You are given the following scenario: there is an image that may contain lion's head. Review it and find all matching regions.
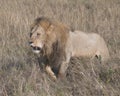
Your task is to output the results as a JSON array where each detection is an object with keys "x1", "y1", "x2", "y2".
[{"x1": 29, "y1": 17, "x2": 69, "y2": 56}]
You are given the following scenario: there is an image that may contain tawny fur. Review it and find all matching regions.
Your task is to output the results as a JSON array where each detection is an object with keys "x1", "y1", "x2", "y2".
[
  {"x1": 29, "y1": 17, "x2": 109, "y2": 80},
  {"x1": 69, "y1": 30, "x2": 110, "y2": 61}
]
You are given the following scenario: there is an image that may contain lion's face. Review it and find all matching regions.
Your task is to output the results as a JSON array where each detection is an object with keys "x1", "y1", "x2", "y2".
[{"x1": 29, "y1": 25, "x2": 47, "y2": 54}]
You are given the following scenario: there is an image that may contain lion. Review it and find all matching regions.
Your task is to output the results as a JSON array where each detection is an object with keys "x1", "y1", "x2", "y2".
[{"x1": 29, "y1": 17, "x2": 109, "y2": 80}]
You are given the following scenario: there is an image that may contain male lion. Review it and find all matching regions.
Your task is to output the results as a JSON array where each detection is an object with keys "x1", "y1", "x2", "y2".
[{"x1": 29, "y1": 17, "x2": 109, "y2": 80}]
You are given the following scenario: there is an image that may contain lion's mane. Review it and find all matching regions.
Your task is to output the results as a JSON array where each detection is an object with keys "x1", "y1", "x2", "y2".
[{"x1": 32, "y1": 17, "x2": 70, "y2": 73}]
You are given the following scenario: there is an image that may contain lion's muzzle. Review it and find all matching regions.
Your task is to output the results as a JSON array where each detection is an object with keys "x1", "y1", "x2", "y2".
[
  {"x1": 31, "y1": 46, "x2": 42, "y2": 54},
  {"x1": 29, "y1": 42, "x2": 42, "y2": 54}
]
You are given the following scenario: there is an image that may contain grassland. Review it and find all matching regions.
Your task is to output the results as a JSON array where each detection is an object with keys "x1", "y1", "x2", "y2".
[{"x1": 0, "y1": 0, "x2": 120, "y2": 96}]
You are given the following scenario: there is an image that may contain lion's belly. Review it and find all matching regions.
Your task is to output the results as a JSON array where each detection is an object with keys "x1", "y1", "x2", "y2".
[{"x1": 72, "y1": 47, "x2": 96, "y2": 57}]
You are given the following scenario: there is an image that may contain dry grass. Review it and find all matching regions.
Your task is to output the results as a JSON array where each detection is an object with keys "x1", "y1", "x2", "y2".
[{"x1": 0, "y1": 0, "x2": 120, "y2": 96}]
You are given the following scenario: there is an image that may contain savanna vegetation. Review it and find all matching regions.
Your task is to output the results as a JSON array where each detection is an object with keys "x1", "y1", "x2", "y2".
[{"x1": 0, "y1": 0, "x2": 120, "y2": 96}]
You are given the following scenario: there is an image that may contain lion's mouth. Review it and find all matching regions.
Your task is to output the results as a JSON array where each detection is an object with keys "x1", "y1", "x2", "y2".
[
  {"x1": 32, "y1": 46, "x2": 41, "y2": 50},
  {"x1": 33, "y1": 50, "x2": 40, "y2": 54},
  {"x1": 31, "y1": 46, "x2": 42, "y2": 54}
]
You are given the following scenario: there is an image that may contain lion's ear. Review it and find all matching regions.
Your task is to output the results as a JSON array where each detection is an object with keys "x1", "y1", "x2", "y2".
[{"x1": 46, "y1": 25, "x2": 54, "y2": 34}]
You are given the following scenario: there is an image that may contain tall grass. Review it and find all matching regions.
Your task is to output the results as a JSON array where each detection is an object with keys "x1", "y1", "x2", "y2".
[{"x1": 0, "y1": 0, "x2": 120, "y2": 96}]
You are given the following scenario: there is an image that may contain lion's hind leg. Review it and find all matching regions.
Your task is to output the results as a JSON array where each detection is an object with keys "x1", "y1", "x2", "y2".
[
  {"x1": 95, "y1": 54, "x2": 102, "y2": 64},
  {"x1": 45, "y1": 66, "x2": 57, "y2": 81},
  {"x1": 95, "y1": 51, "x2": 102, "y2": 64}
]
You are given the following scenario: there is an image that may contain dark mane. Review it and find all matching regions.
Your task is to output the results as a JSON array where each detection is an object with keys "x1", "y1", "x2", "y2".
[
  {"x1": 31, "y1": 17, "x2": 70, "y2": 78},
  {"x1": 38, "y1": 17, "x2": 69, "y2": 72}
]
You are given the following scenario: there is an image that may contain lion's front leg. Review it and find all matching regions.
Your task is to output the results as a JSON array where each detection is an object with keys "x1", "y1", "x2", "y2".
[
  {"x1": 58, "y1": 61, "x2": 69, "y2": 79},
  {"x1": 58, "y1": 52, "x2": 71, "y2": 79},
  {"x1": 45, "y1": 65, "x2": 57, "y2": 81}
]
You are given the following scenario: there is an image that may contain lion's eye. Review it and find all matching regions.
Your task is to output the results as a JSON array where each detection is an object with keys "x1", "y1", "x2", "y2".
[{"x1": 37, "y1": 33, "x2": 41, "y2": 36}]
